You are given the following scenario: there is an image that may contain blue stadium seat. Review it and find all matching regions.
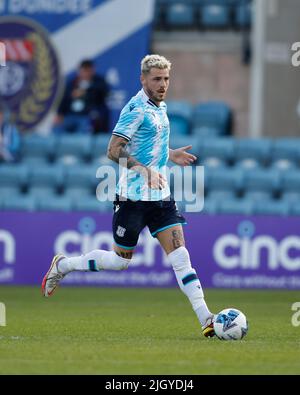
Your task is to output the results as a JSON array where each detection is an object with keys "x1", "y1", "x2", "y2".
[
  {"x1": 73, "y1": 197, "x2": 111, "y2": 212},
  {"x1": 27, "y1": 186, "x2": 57, "y2": 198},
  {"x1": 271, "y1": 159, "x2": 297, "y2": 176},
  {"x1": 29, "y1": 165, "x2": 65, "y2": 188},
  {"x1": 0, "y1": 164, "x2": 29, "y2": 188},
  {"x1": 91, "y1": 135, "x2": 111, "y2": 159},
  {"x1": 169, "y1": 117, "x2": 190, "y2": 135},
  {"x1": 165, "y1": 3, "x2": 195, "y2": 28},
  {"x1": 153, "y1": 0, "x2": 165, "y2": 28},
  {"x1": 205, "y1": 167, "x2": 244, "y2": 192},
  {"x1": 234, "y1": 2, "x2": 252, "y2": 29},
  {"x1": 3, "y1": 194, "x2": 37, "y2": 211},
  {"x1": 235, "y1": 138, "x2": 272, "y2": 165},
  {"x1": 169, "y1": 134, "x2": 201, "y2": 154},
  {"x1": 281, "y1": 191, "x2": 300, "y2": 203},
  {"x1": 219, "y1": 198, "x2": 254, "y2": 215},
  {"x1": 21, "y1": 155, "x2": 49, "y2": 166},
  {"x1": 167, "y1": 101, "x2": 193, "y2": 135},
  {"x1": 207, "y1": 189, "x2": 236, "y2": 201},
  {"x1": 55, "y1": 135, "x2": 92, "y2": 162},
  {"x1": 0, "y1": 185, "x2": 21, "y2": 199},
  {"x1": 21, "y1": 134, "x2": 56, "y2": 162},
  {"x1": 290, "y1": 203, "x2": 300, "y2": 216},
  {"x1": 253, "y1": 200, "x2": 290, "y2": 216},
  {"x1": 193, "y1": 102, "x2": 232, "y2": 135},
  {"x1": 65, "y1": 164, "x2": 99, "y2": 188},
  {"x1": 192, "y1": 126, "x2": 222, "y2": 139},
  {"x1": 200, "y1": 4, "x2": 231, "y2": 28},
  {"x1": 63, "y1": 186, "x2": 93, "y2": 197},
  {"x1": 199, "y1": 138, "x2": 236, "y2": 162},
  {"x1": 272, "y1": 138, "x2": 300, "y2": 164},
  {"x1": 201, "y1": 198, "x2": 219, "y2": 214},
  {"x1": 202, "y1": 157, "x2": 227, "y2": 169},
  {"x1": 243, "y1": 190, "x2": 272, "y2": 202},
  {"x1": 37, "y1": 196, "x2": 73, "y2": 212},
  {"x1": 234, "y1": 159, "x2": 260, "y2": 170},
  {"x1": 243, "y1": 168, "x2": 281, "y2": 193},
  {"x1": 282, "y1": 170, "x2": 300, "y2": 192},
  {"x1": 167, "y1": 101, "x2": 193, "y2": 119}
]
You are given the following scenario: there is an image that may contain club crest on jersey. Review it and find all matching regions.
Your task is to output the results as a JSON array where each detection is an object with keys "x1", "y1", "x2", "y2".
[
  {"x1": 0, "y1": 16, "x2": 62, "y2": 131},
  {"x1": 116, "y1": 226, "x2": 126, "y2": 237}
]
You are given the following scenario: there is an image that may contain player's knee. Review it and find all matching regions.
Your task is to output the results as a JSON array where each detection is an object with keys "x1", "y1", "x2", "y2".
[{"x1": 167, "y1": 246, "x2": 191, "y2": 272}]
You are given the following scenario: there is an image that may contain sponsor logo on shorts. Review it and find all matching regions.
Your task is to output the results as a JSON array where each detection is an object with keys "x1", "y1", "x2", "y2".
[{"x1": 116, "y1": 226, "x2": 126, "y2": 238}]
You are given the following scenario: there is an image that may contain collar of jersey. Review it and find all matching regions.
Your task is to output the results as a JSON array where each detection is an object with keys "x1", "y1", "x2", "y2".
[{"x1": 140, "y1": 89, "x2": 162, "y2": 109}]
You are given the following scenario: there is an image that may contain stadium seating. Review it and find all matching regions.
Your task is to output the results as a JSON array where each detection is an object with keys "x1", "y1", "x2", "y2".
[
  {"x1": 199, "y1": 137, "x2": 236, "y2": 162},
  {"x1": 166, "y1": 101, "x2": 193, "y2": 135},
  {"x1": 290, "y1": 203, "x2": 300, "y2": 216},
  {"x1": 234, "y1": 2, "x2": 252, "y2": 29},
  {"x1": 165, "y1": 3, "x2": 195, "y2": 29},
  {"x1": 65, "y1": 164, "x2": 99, "y2": 189},
  {"x1": 73, "y1": 197, "x2": 112, "y2": 212},
  {"x1": 28, "y1": 186, "x2": 57, "y2": 199},
  {"x1": 37, "y1": 196, "x2": 73, "y2": 212},
  {"x1": 207, "y1": 189, "x2": 236, "y2": 201},
  {"x1": 192, "y1": 102, "x2": 232, "y2": 135},
  {"x1": 29, "y1": 164, "x2": 65, "y2": 189},
  {"x1": 253, "y1": 200, "x2": 290, "y2": 216},
  {"x1": 54, "y1": 134, "x2": 92, "y2": 163},
  {"x1": 281, "y1": 191, "x2": 300, "y2": 203},
  {"x1": 1, "y1": 103, "x2": 300, "y2": 217},
  {"x1": 205, "y1": 167, "x2": 244, "y2": 193},
  {"x1": 271, "y1": 138, "x2": 300, "y2": 164},
  {"x1": 243, "y1": 168, "x2": 281, "y2": 194},
  {"x1": 200, "y1": 4, "x2": 231, "y2": 29},
  {"x1": 218, "y1": 198, "x2": 254, "y2": 215},
  {"x1": 281, "y1": 170, "x2": 300, "y2": 193},
  {"x1": 154, "y1": 0, "x2": 253, "y2": 31},
  {"x1": 21, "y1": 134, "x2": 56, "y2": 163},
  {"x1": 192, "y1": 126, "x2": 222, "y2": 139},
  {"x1": 243, "y1": 190, "x2": 272, "y2": 202},
  {"x1": 91, "y1": 135, "x2": 111, "y2": 160},
  {"x1": 3, "y1": 195, "x2": 37, "y2": 211},
  {"x1": 201, "y1": 198, "x2": 219, "y2": 214},
  {"x1": 0, "y1": 164, "x2": 29, "y2": 188},
  {"x1": 234, "y1": 138, "x2": 272, "y2": 166}
]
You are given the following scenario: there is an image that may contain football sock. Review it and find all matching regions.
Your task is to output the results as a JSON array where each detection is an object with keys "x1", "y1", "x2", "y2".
[
  {"x1": 168, "y1": 246, "x2": 212, "y2": 327},
  {"x1": 58, "y1": 250, "x2": 131, "y2": 273}
]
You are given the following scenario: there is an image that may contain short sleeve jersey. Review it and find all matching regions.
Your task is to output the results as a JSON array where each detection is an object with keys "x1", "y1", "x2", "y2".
[{"x1": 112, "y1": 89, "x2": 170, "y2": 201}]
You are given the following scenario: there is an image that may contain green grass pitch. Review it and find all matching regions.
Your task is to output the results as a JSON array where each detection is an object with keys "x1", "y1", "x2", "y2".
[{"x1": 0, "y1": 286, "x2": 299, "y2": 375}]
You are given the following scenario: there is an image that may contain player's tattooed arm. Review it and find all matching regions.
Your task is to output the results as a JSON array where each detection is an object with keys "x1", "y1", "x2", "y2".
[
  {"x1": 107, "y1": 135, "x2": 166, "y2": 190},
  {"x1": 107, "y1": 135, "x2": 144, "y2": 170}
]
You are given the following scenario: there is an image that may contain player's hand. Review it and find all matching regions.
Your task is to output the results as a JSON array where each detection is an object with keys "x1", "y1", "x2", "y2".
[
  {"x1": 170, "y1": 146, "x2": 197, "y2": 166},
  {"x1": 147, "y1": 168, "x2": 167, "y2": 190},
  {"x1": 133, "y1": 166, "x2": 167, "y2": 190}
]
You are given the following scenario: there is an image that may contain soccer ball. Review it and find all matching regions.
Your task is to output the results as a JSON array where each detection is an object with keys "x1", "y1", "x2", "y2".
[{"x1": 213, "y1": 308, "x2": 248, "y2": 340}]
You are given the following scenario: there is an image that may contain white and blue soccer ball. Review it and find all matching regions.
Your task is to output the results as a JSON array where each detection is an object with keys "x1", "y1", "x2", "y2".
[{"x1": 213, "y1": 308, "x2": 248, "y2": 340}]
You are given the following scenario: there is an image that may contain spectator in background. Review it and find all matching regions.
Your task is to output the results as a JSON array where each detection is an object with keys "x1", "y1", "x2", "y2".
[
  {"x1": 53, "y1": 59, "x2": 110, "y2": 134},
  {"x1": 0, "y1": 103, "x2": 20, "y2": 163}
]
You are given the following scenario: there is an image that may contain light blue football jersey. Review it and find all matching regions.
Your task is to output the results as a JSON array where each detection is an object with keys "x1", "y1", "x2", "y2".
[{"x1": 112, "y1": 89, "x2": 171, "y2": 201}]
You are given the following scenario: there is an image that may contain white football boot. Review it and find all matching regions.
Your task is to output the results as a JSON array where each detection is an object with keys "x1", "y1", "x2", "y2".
[{"x1": 41, "y1": 254, "x2": 66, "y2": 297}]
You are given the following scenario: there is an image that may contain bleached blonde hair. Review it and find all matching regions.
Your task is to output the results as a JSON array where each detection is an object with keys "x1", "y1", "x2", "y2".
[{"x1": 141, "y1": 54, "x2": 171, "y2": 74}]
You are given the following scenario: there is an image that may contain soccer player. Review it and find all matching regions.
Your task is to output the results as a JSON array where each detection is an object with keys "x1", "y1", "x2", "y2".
[{"x1": 42, "y1": 54, "x2": 215, "y2": 337}]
